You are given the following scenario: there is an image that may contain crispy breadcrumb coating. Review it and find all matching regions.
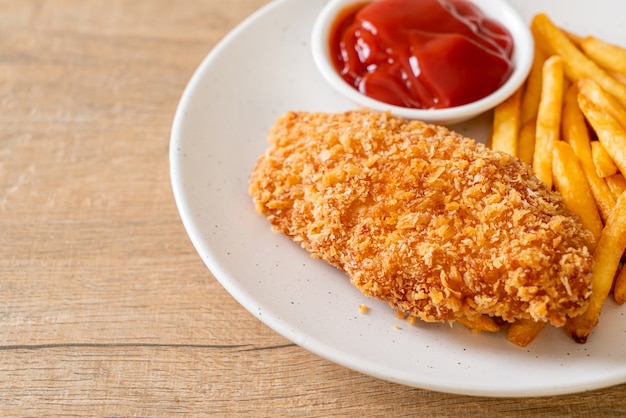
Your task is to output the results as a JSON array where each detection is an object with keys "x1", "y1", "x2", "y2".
[{"x1": 249, "y1": 111, "x2": 593, "y2": 327}]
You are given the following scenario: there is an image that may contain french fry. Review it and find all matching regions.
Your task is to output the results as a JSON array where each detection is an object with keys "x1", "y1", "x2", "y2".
[
  {"x1": 521, "y1": 47, "x2": 546, "y2": 125},
  {"x1": 531, "y1": 14, "x2": 626, "y2": 107},
  {"x1": 578, "y1": 95, "x2": 626, "y2": 175},
  {"x1": 577, "y1": 78, "x2": 626, "y2": 130},
  {"x1": 561, "y1": 85, "x2": 616, "y2": 222},
  {"x1": 591, "y1": 141, "x2": 619, "y2": 178},
  {"x1": 552, "y1": 141, "x2": 603, "y2": 250},
  {"x1": 506, "y1": 319, "x2": 546, "y2": 347},
  {"x1": 611, "y1": 71, "x2": 626, "y2": 86},
  {"x1": 533, "y1": 55, "x2": 564, "y2": 189},
  {"x1": 566, "y1": 192, "x2": 626, "y2": 343},
  {"x1": 614, "y1": 264, "x2": 626, "y2": 305},
  {"x1": 563, "y1": 29, "x2": 583, "y2": 48},
  {"x1": 580, "y1": 36, "x2": 626, "y2": 75},
  {"x1": 517, "y1": 119, "x2": 536, "y2": 166},
  {"x1": 606, "y1": 173, "x2": 626, "y2": 199},
  {"x1": 456, "y1": 313, "x2": 500, "y2": 333},
  {"x1": 491, "y1": 88, "x2": 521, "y2": 157}
]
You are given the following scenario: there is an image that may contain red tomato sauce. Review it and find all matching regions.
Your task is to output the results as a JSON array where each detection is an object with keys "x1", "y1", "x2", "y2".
[{"x1": 329, "y1": 0, "x2": 515, "y2": 109}]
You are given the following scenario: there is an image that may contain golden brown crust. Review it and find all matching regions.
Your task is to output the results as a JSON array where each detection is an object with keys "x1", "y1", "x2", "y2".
[{"x1": 249, "y1": 110, "x2": 593, "y2": 327}]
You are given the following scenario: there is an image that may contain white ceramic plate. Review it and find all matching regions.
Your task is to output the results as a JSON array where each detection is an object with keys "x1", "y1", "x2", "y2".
[{"x1": 170, "y1": 0, "x2": 626, "y2": 397}]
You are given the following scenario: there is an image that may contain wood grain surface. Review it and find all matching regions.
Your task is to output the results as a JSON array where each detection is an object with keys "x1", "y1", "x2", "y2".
[{"x1": 1, "y1": 0, "x2": 625, "y2": 415}]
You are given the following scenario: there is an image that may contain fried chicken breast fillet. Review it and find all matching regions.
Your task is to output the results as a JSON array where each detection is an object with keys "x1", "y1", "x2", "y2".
[{"x1": 249, "y1": 110, "x2": 593, "y2": 327}]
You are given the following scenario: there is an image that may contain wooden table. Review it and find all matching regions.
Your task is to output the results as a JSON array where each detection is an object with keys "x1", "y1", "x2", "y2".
[{"x1": 1, "y1": 0, "x2": 625, "y2": 415}]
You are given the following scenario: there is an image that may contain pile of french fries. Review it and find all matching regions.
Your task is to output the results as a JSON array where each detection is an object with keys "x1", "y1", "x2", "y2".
[{"x1": 490, "y1": 13, "x2": 626, "y2": 347}]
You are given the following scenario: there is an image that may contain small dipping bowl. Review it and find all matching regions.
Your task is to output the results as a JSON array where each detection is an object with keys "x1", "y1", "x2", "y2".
[{"x1": 311, "y1": 0, "x2": 534, "y2": 125}]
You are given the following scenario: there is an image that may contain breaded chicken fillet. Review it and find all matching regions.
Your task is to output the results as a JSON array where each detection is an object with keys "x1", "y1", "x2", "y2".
[{"x1": 249, "y1": 111, "x2": 593, "y2": 327}]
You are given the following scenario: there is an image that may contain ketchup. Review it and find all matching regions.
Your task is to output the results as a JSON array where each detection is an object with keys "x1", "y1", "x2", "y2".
[{"x1": 330, "y1": 0, "x2": 514, "y2": 109}]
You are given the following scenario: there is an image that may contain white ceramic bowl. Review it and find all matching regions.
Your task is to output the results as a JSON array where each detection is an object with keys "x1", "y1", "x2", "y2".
[{"x1": 311, "y1": 0, "x2": 534, "y2": 125}]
